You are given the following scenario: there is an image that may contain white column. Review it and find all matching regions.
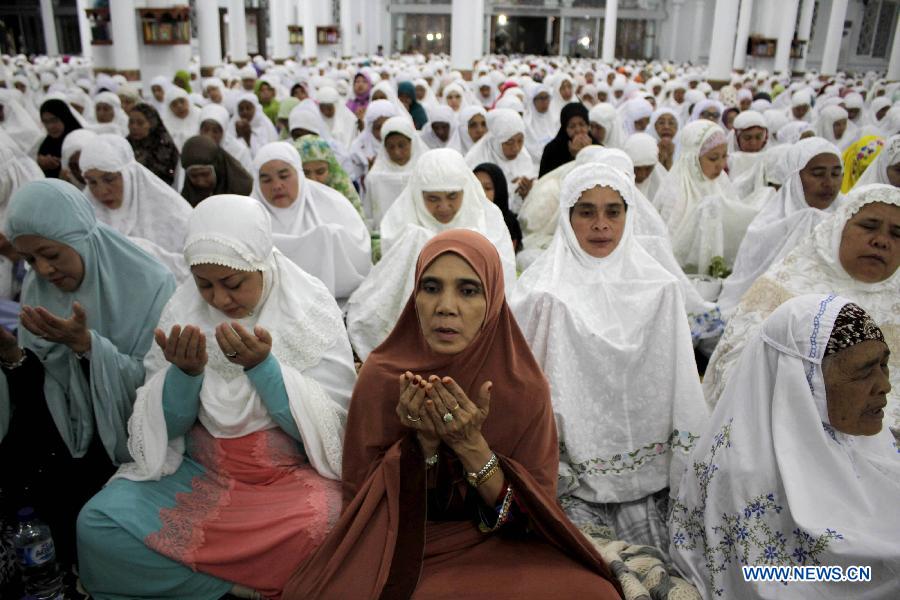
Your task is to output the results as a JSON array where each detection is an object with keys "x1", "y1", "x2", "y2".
[
  {"x1": 110, "y1": 0, "x2": 140, "y2": 74},
  {"x1": 594, "y1": 14, "x2": 602, "y2": 58},
  {"x1": 887, "y1": 14, "x2": 900, "y2": 79},
  {"x1": 228, "y1": 0, "x2": 249, "y2": 63},
  {"x1": 707, "y1": 0, "x2": 739, "y2": 80},
  {"x1": 602, "y1": 0, "x2": 618, "y2": 63},
  {"x1": 773, "y1": 0, "x2": 799, "y2": 74},
  {"x1": 820, "y1": 0, "x2": 848, "y2": 76},
  {"x1": 451, "y1": 0, "x2": 484, "y2": 71},
  {"x1": 732, "y1": 0, "x2": 753, "y2": 70},
  {"x1": 39, "y1": 0, "x2": 59, "y2": 56},
  {"x1": 559, "y1": 16, "x2": 566, "y2": 56},
  {"x1": 690, "y1": 0, "x2": 706, "y2": 63},
  {"x1": 302, "y1": 0, "x2": 317, "y2": 59},
  {"x1": 75, "y1": 0, "x2": 92, "y2": 59},
  {"x1": 669, "y1": 0, "x2": 683, "y2": 60},
  {"x1": 270, "y1": 0, "x2": 290, "y2": 60},
  {"x1": 340, "y1": 0, "x2": 353, "y2": 57},
  {"x1": 795, "y1": 0, "x2": 816, "y2": 71},
  {"x1": 196, "y1": 0, "x2": 222, "y2": 72}
]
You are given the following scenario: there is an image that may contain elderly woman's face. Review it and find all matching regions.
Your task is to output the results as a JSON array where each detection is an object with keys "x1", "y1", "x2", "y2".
[
  {"x1": 258, "y1": 160, "x2": 300, "y2": 208},
  {"x1": 569, "y1": 186, "x2": 627, "y2": 258},
  {"x1": 415, "y1": 253, "x2": 487, "y2": 355},
  {"x1": 824, "y1": 339, "x2": 891, "y2": 436},
  {"x1": 423, "y1": 190, "x2": 462, "y2": 224},
  {"x1": 191, "y1": 263, "x2": 264, "y2": 319},
  {"x1": 467, "y1": 114, "x2": 487, "y2": 143},
  {"x1": 838, "y1": 201, "x2": 900, "y2": 283},
  {"x1": 655, "y1": 113, "x2": 678, "y2": 139},
  {"x1": 385, "y1": 133, "x2": 412, "y2": 166},
  {"x1": 699, "y1": 143, "x2": 728, "y2": 180},
  {"x1": 800, "y1": 153, "x2": 842, "y2": 210},
  {"x1": 13, "y1": 235, "x2": 85, "y2": 292},
  {"x1": 500, "y1": 133, "x2": 524, "y2": 160},
  {"x1": 84, "y1": 169, "x2": 124, "y2": 209}
]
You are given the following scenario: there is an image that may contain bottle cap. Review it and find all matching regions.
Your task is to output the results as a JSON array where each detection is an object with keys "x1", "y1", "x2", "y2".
[{"x1": 16, "y1": 506, "x2": 35, "y2": 522}]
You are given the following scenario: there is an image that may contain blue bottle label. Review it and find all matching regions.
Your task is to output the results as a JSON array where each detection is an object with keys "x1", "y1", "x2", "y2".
[{"x1": 16, "y1": 540, "x2": 55, "y2": 567}]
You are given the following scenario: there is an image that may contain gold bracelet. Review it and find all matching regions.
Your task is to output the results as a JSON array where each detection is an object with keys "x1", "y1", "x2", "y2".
[{"x1": 466, "y1": 452, "x2": 498, "y2": 487}]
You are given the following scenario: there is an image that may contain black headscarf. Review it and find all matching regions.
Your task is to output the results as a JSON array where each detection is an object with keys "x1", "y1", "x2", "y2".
[
  {"x1": 538, "y1": 102, "x2": 593, "y2": 177},
  {"x1": 180, "y1": 135, "x2": 253, "y2": 207},
  {"x1": 38, "y1": 99, "x2": 83, "y2": 178},
  {"x1": 127, "y1": 103, "x2": 180, "y2": 186},
  {"x1": 474, "y1": 162, "x2": 523, "y2": 252}
]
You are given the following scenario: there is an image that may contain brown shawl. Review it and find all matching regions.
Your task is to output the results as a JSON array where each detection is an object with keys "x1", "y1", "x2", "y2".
[{"x1": 283, "y1": 229, "x2": 621, "y2": 599}]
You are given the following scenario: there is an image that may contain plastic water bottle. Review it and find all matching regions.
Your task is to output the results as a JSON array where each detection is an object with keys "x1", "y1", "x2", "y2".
[{"x1": 13, "y1": 508, "x2": 63, "y2": 600}]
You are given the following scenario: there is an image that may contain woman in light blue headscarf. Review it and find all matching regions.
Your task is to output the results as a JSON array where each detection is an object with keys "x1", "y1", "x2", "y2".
[{"x1": 0, "y1": 179, "x2": 175, "y2": 568}]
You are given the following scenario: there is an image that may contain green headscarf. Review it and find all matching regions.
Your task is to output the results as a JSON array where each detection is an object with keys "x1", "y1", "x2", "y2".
[
  {"x1": 255, "y1": 79, "x2": 281, "y2": 126},
  {"x1": 294, "y1": 134, "x2": 364, "y2": 218},
  {"x1": 173, "y1": 70, "x2": 192, "y2": 94},
  {"x1": 277, "y1": 97, "x2": 301, "y2": 140},
  {"x1": 2, "y1": 180, "x2": 176, "y2": 462}
]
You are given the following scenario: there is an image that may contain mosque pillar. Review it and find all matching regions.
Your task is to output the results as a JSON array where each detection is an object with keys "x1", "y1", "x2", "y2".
[
  {"x1": 302, "y1": 0, "x2": 317, "y2": 61},
  {"x1": 706, "y1": 0, "x2": 738, "y2": 84},
  {"x1": 793, "y1": 0, "x2": 816, "y2": 72},
  {"x1": 559, "y1": 16, "x2": 567, "y2": 56},
  {"x1": 75, "y1": 0, "x2": 92, "y2": 59},
  {"x1": 39, "y1": 0, "x2": 59, "y2": 56},
  {"x1": 887, "y1": 14, "x2": 900, "y2": 80},
  {"x1": 228, "y1": 0, "x2": 249, "y2": 64},
  {"x1": 669, "y1": 0, "x2": 684, "y2": 60},
  {"x1": 773, "y1": 0, "x2": 799, "y2": 74},
  {"x1": 690, "y1": 0, "x2": 706, "y2": 64},
  {"x1": 269, "y1": 0, "x2": 290, "y2": 61},
  {"x1": 602, "y1": 0, "x2": 618, "y2": 63},
  {"x1": 340, "y1": 0, "x2": 353, "y2": 57},
  {"x1": 451, "y1": 0, "x2": 483, "y2": 73},
  {"x1": 110, "y1": 0, "x2": 140, "y2": 79},
  {"x1": 820, "y1": 0, "x2": 848, "y2": 76},
  {"x1": 732, "y1": 0, "x2": 753, "y2": 71},
  {"x1": 196, "y1": 0, "x2": 222, "y2": 76}
]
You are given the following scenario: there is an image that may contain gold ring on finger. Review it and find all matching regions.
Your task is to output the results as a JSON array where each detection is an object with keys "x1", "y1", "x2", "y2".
[
  {"x1": 449, "y1": 404, "x2": 460, "y2": 411},
  {"x1": 407, "y1": 413, "x2": 421, "y2": 422}
]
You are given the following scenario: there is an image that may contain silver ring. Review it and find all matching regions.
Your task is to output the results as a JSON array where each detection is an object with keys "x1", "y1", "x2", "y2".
[
  {"x1": 406, "y1": 414, "x2": 421, "y2": 422},
  {"x1": 443, "y1": 412, "x2": 454, "y2": 423},
  {"x1": 225, "y1": 351, "x2": 238, "y2": 358}
]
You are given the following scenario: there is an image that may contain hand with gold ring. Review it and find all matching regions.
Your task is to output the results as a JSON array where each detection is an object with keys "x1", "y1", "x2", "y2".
[{"x1": 423, "y1": 376, "x2": 492, "y2": 451}]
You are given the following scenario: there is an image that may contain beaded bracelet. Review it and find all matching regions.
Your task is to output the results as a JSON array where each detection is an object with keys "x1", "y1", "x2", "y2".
[
  {"x1": 466, "y1": 452, "x2": 498, "y2": 487},
  {"x1": 478, "y1": 483, "x2": 515, "y2": 533}
]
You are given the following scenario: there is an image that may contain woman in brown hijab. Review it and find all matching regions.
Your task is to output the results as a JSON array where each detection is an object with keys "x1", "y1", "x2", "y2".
[
  {"x1": 284, "y1": 229, "x2": 621, "y2": 599},
  {"x1": 179, "y1": 135, "x2": 253, "y2": 206}
]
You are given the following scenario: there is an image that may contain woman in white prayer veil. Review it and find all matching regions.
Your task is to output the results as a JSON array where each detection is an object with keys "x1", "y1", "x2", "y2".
[
  {"x1": 853, "y1": 134, "x2": 900, "y2": 188},
  {"x1": 161, "y1": 87, "x2": 201, "y2": 151},
  {"x1": 78, "y1": 194, "x2": 357, "y2": 600},
  {"x1": 672, "y1": 294, "x2": 899, "y2": 600},
  {"x1": 345, "y1": 148, "x2": 515, "y2": 362},
  {"x1": 739, "y1": 143, "x2": 793, "y2": 210},
  {"x1": 509, "y1": 164, "x2": 708, "y2": 553},
  {"x1": 727, "y1": 110, "x2": 770, "y2": 198},
  {"x1": 198, "y1": 103, "x2": 254, "y2": 174},
  {"x1": 59, "y1": 129, "x2": 96, "y2": 189},
  {"x1": 464, "y1": 108, "x2": 536, "y2": 214},
  {"x1": 315, "y1": 85, "x2": 358, "y2": 150},
  {"x1": 365, "y1": 116, "x2": 426, "y2": 228},
  {"x1": 704, "y1": 185, "x2": 899, "y2": 429},
  {"x1": 0, "y1": 89, "x2": 43, "y2": 155},
  {"x1": 251, "y1": 141, "x2": 371, "y2": 303},
  {"x1": 79, "y1": 134, "x2": 191, "y2": 281},
  {"x1": 624, "y1": 132, "x2": 665, "y2": 202},
  {"x1": 348, "y1": 99, "x2": 399, "y2": 180},
  {"x1": 91, "y1": 91, "x2": 129, "y2": 137},
  {"x1": 523, "y1": 84, "x2": 557, "y2": 166},
  {"x1": 286, "y1": 102, "x2": 355, "y2": 179},
  {"x1": 447, "y1": 105, "x2": 487, "y2": 155},
  {"x1": 717, "y1": 137, "x2": 847, "y2": 320},
  {"x1": 419, "y1": 104, "x2": 457, "y2": 150},
  {"x1": 549, "y1": 74, "x2": 576, "y2": 120},
  {"x1": 815, "y1": 105, "x2": 856, "y2": 152},
  {"x1": 230, "y1": 92, "x2": 278, "y2": 158},
  {"x1": 655, "y1": 119, "x2": 757, "y2": 276},
  {"x1": 588, "y1": 103, "x2": 626, "y2": 149}
]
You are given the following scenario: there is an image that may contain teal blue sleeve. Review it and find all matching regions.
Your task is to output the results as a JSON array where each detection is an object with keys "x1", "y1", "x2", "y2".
[
  {"x1": 245, "y1": 354, "x2": 301, "y2": 443},
  {"x1": 162, "y1": 366, "x2": 203, "y2": 440}
]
